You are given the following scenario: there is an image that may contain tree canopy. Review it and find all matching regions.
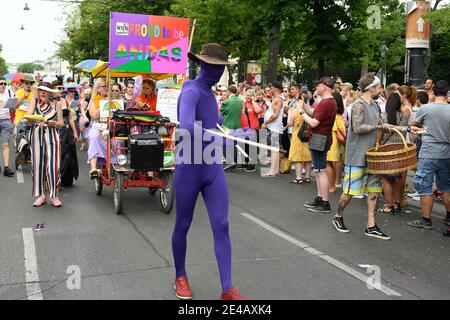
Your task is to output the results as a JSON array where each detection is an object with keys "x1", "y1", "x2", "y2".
[
  {"x1": 57, "y1": 0, "x2": 450, "y2": 85},
  {"x1": 17, "y1": 63, "x2": 45, "y2": 74},
  {"x1": 0, "y1": 44, "x2": 8, "y2": 76}
]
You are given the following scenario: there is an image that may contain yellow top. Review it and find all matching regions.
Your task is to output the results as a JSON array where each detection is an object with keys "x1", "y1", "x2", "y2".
[
  {"x1": 15, "y1": 89, "x2": 34, "y2": 124},
  {"x1": 327, "y1": 114, "x2": 346, "y2": 162}
]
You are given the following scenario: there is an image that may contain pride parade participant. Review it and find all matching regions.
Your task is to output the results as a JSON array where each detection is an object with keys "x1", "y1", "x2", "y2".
[
  {"x1": 134, "y1": 79, "x2": 157, "y2": 111},
  {"x1": 172, "y1": 43, "x2": 246, "y2": 300}
]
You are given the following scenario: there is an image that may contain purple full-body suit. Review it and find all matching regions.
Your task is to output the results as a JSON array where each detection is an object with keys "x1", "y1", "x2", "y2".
[{"x1": 172, "y1": 62, "x2": 233, "y2": 292}]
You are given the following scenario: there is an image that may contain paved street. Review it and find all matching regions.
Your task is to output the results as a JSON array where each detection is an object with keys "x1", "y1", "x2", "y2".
[{"x1": 0, "y1": 149, "x2": 449, "y2": 300}]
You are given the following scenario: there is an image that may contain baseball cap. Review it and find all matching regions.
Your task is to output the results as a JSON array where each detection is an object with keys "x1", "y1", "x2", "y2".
[
  {"x1": 342, "y1": 82, "x2": 353, "y2": 90},
  {"x1": 318, "y1": 77, "x2": 334, "y2": 89},
  {"x1": 272, "y1": 81, "x2": 283, "y2": 90}
]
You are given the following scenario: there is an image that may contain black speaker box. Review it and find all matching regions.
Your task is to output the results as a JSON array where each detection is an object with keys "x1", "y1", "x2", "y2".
[{"x1": 128, "y1": 133, "x2": 164, "y2": 171}]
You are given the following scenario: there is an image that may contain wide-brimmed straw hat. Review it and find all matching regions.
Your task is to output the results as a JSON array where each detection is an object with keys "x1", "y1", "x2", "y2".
[
  {"x1": 31, "y1": 82, "x2": 59, "y2": 97},
  {"x1": 188, "y1": 43, "x2": 236, "y2": 65}
]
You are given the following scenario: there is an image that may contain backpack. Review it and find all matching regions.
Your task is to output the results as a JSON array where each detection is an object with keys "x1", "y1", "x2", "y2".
[{"x1": 298, "y1": 120, "x2": 309, "y2": 142}]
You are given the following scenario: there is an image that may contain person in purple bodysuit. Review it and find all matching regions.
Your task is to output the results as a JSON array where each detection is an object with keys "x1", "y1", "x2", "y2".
[{"x1": 172, "y1": 43, "x2": 246, "y2": 300}]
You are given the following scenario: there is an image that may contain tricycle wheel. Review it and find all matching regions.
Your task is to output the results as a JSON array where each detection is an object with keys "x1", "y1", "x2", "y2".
[
  {"x1": 114, "y1": 171, "x2": 124, "y2": 214},
  {"x1": 158, "y1": 171, "x2": 174, "y2": 214},
  {"x1": 94, "y1": 177, "x2": 103, "y2": 196}
]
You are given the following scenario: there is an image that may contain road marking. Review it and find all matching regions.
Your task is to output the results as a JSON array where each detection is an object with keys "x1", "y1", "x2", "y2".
[
  {"x1": 240, "y1": 212, "x2": 402, "y2": 297},
  {"x1": 22, "y1": 228, "x2": 43, "y2": 300},
  {"x1": 16, "y1": 167, "x2": 24, "y2": 184}
]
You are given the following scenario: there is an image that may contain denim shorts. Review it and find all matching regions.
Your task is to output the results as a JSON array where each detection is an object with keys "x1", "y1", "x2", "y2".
[
  {"x1": 413, "y1": 158, "x2": 450, "y2": 195},
  {"x1": 310, "y1": 148, "x2": 327, "y2": 172},
  {"x1": 0, "y1": 119, "x2": 13, "y2": 143}
]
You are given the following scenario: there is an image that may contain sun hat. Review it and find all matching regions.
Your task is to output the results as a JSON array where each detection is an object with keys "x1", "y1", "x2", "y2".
[
  {"x1": 31, "y1": 82, "x2": 58, "y2": 97},
  {"x1": 188, "y1": 43, "x2": 236, "y2": 65}
]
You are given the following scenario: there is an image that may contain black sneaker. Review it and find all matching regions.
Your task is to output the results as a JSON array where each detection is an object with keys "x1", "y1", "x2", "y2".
[
  {"x1": 443, "y1": 228, "x2": 450, "y2": 237},
  {"x1": 3, "y1": 167, "x2": 14, "y2": 177},
  {"x1": 304, "y1": 197, "x2": 323, "y2": 208},
  {"x1": 441, "y1": 217, "x2": 450, "y2": 227},
  {"x1": 244, "y1": 165, "x2": 256, "y2": 172},
  {"x1": 407, "y1": 217, "x2": 432, "y2": 230},
  {"x1": 365, "y1": 225, "x2": 391, "y2": 240},
  {"x1": 224, "y1": 163, "x2": 237, "y2": 171},
  {"x1": 308, "y1": 202, "x2": 331, "y2": 213},
  {"x1": 332, "y1": 216, "x2": 349, "y2": 233}
]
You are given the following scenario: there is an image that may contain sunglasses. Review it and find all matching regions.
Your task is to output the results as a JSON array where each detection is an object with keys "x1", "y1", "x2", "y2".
[
  {"x1": 57, "y1": 87, "x2": 64, "y2": 90},
  {"x1": 112, "y1": 89, "x2": 120, "y2": 93},
  {"x1": 23, "y1": 81, "x2": 34, "y2": 85},
  {"x1": 0, "y1": 83, "x2": 7, "y2": 86}
]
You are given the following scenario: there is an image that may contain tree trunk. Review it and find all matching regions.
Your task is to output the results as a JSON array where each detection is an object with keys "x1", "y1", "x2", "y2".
[
  {"x1": 360, "y1": 54, "x2": 369, "y2": 77},
  {"x1": 317, "y1": 59, "x2": 325, "y2": 78},
  {"x1": 267, "y1": 20, "x2": 281, "y2": 84}
]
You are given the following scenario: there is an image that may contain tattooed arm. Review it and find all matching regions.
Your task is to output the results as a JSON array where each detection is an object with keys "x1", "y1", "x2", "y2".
[{"x1": 352, "y1": 103, "x2": 390, "y2": 134}]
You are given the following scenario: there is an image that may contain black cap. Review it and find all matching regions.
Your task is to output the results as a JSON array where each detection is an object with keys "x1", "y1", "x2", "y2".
[{"x1": 272, "y1": 81, "x2": 283, "y2": 90}]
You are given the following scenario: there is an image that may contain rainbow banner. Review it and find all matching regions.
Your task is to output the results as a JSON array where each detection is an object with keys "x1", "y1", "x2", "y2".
[{"x1": 109, "y1": 12, "x2": 189, "y2": 74}]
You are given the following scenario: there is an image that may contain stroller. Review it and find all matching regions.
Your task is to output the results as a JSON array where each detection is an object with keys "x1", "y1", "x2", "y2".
[{"x1": 15, "y1": 121, "x2": 31, "y2": 170}]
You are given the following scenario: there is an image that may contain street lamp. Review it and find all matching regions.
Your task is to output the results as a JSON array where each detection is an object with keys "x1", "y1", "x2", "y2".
[
  {"x1": 379, "y1": 42, "x2": 388, "y2": 89},
  {"x1": 24, "y1": 3, "x2": 30, "y2": 10}
]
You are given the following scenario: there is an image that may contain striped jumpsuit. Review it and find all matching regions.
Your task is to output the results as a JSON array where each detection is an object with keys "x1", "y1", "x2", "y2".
[{"x1": 29, "y1": 100, "x2": 61, "y2": 198}]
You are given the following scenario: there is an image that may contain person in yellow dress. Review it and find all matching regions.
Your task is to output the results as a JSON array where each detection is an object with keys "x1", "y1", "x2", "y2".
[
  {"x1": 327, "y1": 92, "x2": 346, "y2": 192},
  {"x1": 287, "y1": 96, "x2": 312, "y2": 184}
]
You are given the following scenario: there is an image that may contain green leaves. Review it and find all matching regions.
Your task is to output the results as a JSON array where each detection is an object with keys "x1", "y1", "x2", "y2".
[
  {"x1": 57, "y1": 0, "x2": 449, "y2": 83},
  {"x1": 18, "y1": 63, "x2": 44, "y2": 74},
  {"x1": 0, "y1": 44, "x2": 8, "y2": 75}
]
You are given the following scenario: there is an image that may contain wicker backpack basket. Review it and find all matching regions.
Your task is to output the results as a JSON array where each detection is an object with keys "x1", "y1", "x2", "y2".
[{"x1": 366, "y1": 128, "x2": 417, "y2": 175}]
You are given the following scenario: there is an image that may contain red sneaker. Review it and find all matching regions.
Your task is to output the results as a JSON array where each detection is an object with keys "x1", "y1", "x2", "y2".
[
  {"x1": 220, "y1": 287, "x2": 248, "y2": 300},
  {"x1": 174, "y1": 276, "x2": 193, "y2": 300}
]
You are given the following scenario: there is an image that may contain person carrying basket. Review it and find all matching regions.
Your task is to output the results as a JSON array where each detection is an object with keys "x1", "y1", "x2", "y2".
[{"x1": 331, "y1": 73, "x2": 421, "y2": 240}]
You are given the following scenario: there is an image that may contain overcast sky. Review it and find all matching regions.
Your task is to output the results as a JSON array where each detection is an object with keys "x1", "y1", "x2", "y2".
[
  {"x1": 0, "y1": 0, "x2": 449, "y2": 67},
  {"x1": 0, "y1": 0, "x2": 73, "y2": 65}
]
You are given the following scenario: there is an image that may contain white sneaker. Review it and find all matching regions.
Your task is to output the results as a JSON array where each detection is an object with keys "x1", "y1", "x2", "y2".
[
  {"x1": 407, "y1": 192, "x2": 420, "y2": 198},
  {"x1": 412, "y1": 196, "x2": 420, "y2": 201},
  {"x1": 353, "y1": 195, "x2": 365, "y2": 199}
]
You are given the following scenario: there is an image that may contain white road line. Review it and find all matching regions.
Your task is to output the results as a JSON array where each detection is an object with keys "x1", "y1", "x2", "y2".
[
  {"x1": 22, "y1": 228, "x2": 44, "y2": 300},
  {"x1": 240, "y1": 212, "x2": 402, "y2": 297},
  {"x1": 16, "y1": 167, "x2": 24, "y2": 184}
]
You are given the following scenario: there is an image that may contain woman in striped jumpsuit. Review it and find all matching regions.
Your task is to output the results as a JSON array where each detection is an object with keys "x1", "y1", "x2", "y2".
[{"x1": 26, "y1": 82, "x2": 64, "y2": 207}]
